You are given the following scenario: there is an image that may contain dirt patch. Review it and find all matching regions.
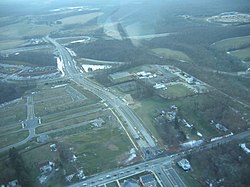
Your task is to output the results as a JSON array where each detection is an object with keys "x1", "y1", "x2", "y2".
[{"x1": 107, "y1": 144, "x2": 119, "y2": 151}]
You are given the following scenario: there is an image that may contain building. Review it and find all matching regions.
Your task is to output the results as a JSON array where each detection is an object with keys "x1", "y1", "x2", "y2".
[
  {"x1": 40, "y1": 161, "x2": 55, "y2": 174},
  {"x1": 139, "y1": 174, "x2": 157, "y2": 187},
  {"x1": 122, "y1": 179, "x2": 139, "y2": 187},
  {"x1": 38, "y1": 175, "x2": 48, "y2": 184},
  {"x1": 177, "y1": 159, "x2": 191, "y2": 171},
  {"x1": 7, "y1": 179, "x2": 20, "y2": 187},
  {"x1": 109, "y1": 71, "x2": 133, "y2": 83}
]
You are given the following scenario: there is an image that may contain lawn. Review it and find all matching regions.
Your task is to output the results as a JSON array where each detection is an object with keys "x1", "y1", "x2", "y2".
[
  {"x1": 174, "y1": 165, "x2": 202, "y2": 187},
  {"x1": 152, "y1": 48, "x2": 191, "y2": 62},
  {"x1": 0, "y1": 130, "x2": 29, "y2": 148},
  {"x1": 106, "y1": 181, "x2": 119, "y2": 187},
  {"x1": 0, "y1": 101, "x2": 26, "y2": 127},
  {"x1": 160, "y1": 84, "x2": 194, "y2": 99},
  {"x1": 134, "y1": 95, "x2": 220, "y2": 144},
  {"x1": 230, "y1": 47, "x2": 250, "y2": 66},
  {"x1": 40, "y1": 103, "x2": 102, "y2": 123},
  {"x1": 0, "y1": 39, "x2": 26, "y2": 50},
  {"x1": 36, "y1": 109, "x2": 100, "y2": 134},
  {"x1": 59, "y1": 12, "x2": 103, "y2": 25},
  {"x1": 212, "y1": 35, "x2": 250, "y2": 51},
  {"x1": 61, "y1": 126, "x2": 132, "y2": 175}
]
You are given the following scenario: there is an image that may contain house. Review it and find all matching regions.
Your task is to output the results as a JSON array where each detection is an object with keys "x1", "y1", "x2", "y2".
[
  {"x1": 50, "y1": 144, "x2": 57, "y2": 152},
  {"x1": 122, "y1": 179, "x2": 139, "y2": 187},
  {"x1": 139, "y1": 174, "x2": 157, "y2": 187},
  {"x1": 215, "y1": 123, "x2": 228, "y2": 132},
  {"x1": 177, "y1": 159, "x2": 191, "y2": 171},
  {"x1": 37, "y1": 134, "x2": 49, "y2": 143},
  {"x1": 7, "y1": 179, "x2": 20, "y2": 187},
  {"x1": 40, "y1": 161, "x2": 55, "y2": 174},
  {"x1": 239, "y1": 143, "x2": 250, "y2": 154},
  {"x1": 38, "y1": 175, "x2": 48, "y2": 184}
]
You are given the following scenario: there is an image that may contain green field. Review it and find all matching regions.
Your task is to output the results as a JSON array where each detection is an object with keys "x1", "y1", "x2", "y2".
[
  {"x1": 106, "y1": 182, "x2": 119, "y2": 187},
  {"x1": 36, "y1": 110, "x2": 100, "y2": 134},
  {"x1": 59, "y1": 12, "x2": 102, "y2": 25},
  {"x1": 160, "y1": 84, "x2": 194, "y2": 98},
  {"x1": 212, "y1": 36, "x2": 250, "y2": 51},
  {"x1": 0, "y1": 100, "x2": 26, "y2": 127},
  {"x1": 174, "y1": 165, "x2": 202, "y2": 187},
  {"x1": 0, "y1": 130, "x2": 29, "y2": 148},
  {"x1": 61, "y1": 126, "x2": 132, "y2": 175},
  {"x1": 134, "y1": 95, "x2": 220, "y2": 144},
  {"x1": 230, "y1": 48, "x2": 250, "y2": 66},
  {"x1": 0, "y1": 39, "x2": 26, "y2": 50},
  {"x1": 152, "y1": 48, "x2": 191, "y2": 62}
]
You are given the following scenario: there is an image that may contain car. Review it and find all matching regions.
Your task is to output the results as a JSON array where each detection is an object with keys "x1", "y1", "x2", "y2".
[
  {"x1": 82, "y1": 183, "x2": 87, "y2": 186},
  {"x1": 106, "y1": 175, "x2": 111, "y2": 178},
  {"x1": 135, "y1": 167, "x2": 139, "y2": 170}
]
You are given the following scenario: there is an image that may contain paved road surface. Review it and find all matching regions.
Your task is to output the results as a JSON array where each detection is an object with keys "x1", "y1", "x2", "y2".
[{"x1": 45, "y1": 36, "x2": 157, "y2": 151}]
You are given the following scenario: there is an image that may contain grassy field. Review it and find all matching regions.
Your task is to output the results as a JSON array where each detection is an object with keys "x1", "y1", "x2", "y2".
[
  {"x1": 160, "y1": 84, "x2": 194, "y2": 98},
  {"x1": 0, "y1": 22, "x2": 58, "y2": 40},
  {"x1": 40, "y1": 103, "x2": 102, "y2": 123},
  {"x1": 174, "y1": 165, "x2": 202, "y2": 187},
  {"x1": 59, "y1": 12, "x2": 103, "y2": 25},
  {"x1": 106, "y1": 182, "x2": 119, "y2": 187},
  {"x1": 36, "y1": 110, "x2": 100, "y2": 134},
  {"x1": 230, "y1": 48, "x2": 250, "y2": 66},
  {"x1": 61, "y1": 126, "x2": 132, "y2": 175},
  {"x1": 152, "y1": 48, "x2": 191, "y2": 62},
  {"x1": 134, "y1": 95, "x2": 220, "y2": 145},
  {"x1": 212, "y1": 35, "x2": 250, "y2": 51},
  {"x1": 0, "y1": 130, "x2": 28, "y2": 148},
  {"x1": 0, "y1": 39, "x2": 26, "y2": 50},
  {"x1": 0, "y1": 100, "x2": 26, "y2": 127}
]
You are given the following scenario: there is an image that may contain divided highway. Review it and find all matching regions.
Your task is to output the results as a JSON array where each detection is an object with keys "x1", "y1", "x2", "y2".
[{"x1": 45, "y1": 36, "x2": 157, "y2": 151}]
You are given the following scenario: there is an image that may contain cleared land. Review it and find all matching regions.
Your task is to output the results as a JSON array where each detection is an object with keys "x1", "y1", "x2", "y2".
[
  {"x1": 160, "y1": 84, "x2": 194, "y2": 98},
  {"x1": 134, "y1": 95, "x2": 223, "y2": 145},
  {"x1": 0, "y1": 39, "x2": 26, "y2": 50},
  {"x1": 212, "y1": 35, "x2": 250, "y2": 51},
  {"x1": 61, "y1": 125, "x2": 132, "y2": 175},
  {"x1": 152, "y1": 48, "x2": 191, "y2": 62},
  {"x1": 0, "y1": 130, "x2": 29, "y2": 148},
  {"x1": 59, "y1": 12, "x2": 103, "y2": 25},
  {"x1": 230, "y1": 48, "x2": 250, "y2": 66}
]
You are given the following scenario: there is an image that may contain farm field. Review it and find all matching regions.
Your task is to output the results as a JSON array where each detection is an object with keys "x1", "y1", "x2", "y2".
[
  {"x1": 160, "y1": 83, "x2": 194, "y2": 99},
  {"x1": 212, "y1": 35, "x2": 250, "y2": 51},
  {"x1": 152, "y1": 48, "x2": 191, "y2": 62}
]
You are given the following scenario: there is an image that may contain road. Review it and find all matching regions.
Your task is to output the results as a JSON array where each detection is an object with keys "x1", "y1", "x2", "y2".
[
  {"x1": 0, "y1": 45, "x2": 51, "y2": 56},
  {"x1": 45, "y1": 36, "x2": 157, "y2": 152},
  {"x1": 68, "y1": 155, "x2": 175, "y2": 187}
]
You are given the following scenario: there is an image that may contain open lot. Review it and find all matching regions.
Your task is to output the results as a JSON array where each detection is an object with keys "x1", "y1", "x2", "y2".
[
  {"x1": 152, "y1": 48, "x2": 191, "y2": 62},
  {"x1": 160, "y1": 83, "x2": 194, "y2": 99},
  {"x1": 230, "y1": 47, "x2": 250, "y2": 66},
  {"x1": 61, "y1": 125, "x2": 132, "y2": 175},
  {"x1": 0, "y1": 99, "x2": 26, "y2": 128},
  {"x1": 212, "y1": 35, "x2": 250, "y2": 51},
  {"x1": 0, "y1": 130, "x2": 28, "y2": 148},
  {"x1": 59, "y1": 12, "x2": 103, "y2": 25},
  {"x1": 133, "y1": 94, "x2": 229, "y2": 147}
]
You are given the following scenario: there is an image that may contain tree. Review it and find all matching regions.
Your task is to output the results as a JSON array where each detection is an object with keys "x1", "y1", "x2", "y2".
[{"x1": 9, "y1": 147, "x2": 33, "y2": 187}]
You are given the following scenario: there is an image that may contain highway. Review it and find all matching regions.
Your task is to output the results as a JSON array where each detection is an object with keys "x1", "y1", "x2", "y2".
[
  {"x1": 45, "y1": 36, "x2": 157, "y2": 152},
  {"x1": 44, "y1": 35, "x2": 250, "y2": 187}
]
